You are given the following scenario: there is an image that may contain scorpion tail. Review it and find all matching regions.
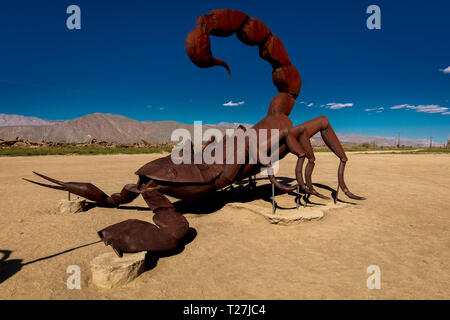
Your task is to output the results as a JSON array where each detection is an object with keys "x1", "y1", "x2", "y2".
[
  {"x1": 186, "y1": 29, "x2": 231, "y2": 77},
  {"x1": 186, "y1": 9, "x2": 301, "y2": 114}
]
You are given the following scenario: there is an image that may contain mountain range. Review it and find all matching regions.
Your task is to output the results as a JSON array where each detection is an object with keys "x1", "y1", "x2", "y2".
[
  {"x1": 0, "y1": 113, "x2": 442, "y2": 147},
  {"x1": 0, "y1": 113, "x2": 64, "y2": 126},
  {"x1": 0, "y1": 113, "x2": 228, "y2": 144}
]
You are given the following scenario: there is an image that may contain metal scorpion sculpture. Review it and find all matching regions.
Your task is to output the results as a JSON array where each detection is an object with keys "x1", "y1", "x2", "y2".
[{"x1": 25, "y1": 9, "x2": 365, "y2": 257}]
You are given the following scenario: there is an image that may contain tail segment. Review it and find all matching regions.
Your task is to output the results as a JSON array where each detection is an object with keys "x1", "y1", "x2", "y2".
[{"x1": 186, "y1": 9, "x2": 301, "y2": 114}]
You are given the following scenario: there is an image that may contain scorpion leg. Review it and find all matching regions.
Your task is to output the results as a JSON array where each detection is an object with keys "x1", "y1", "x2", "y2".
[
  {"x1": 287, "y1": 127, "x2": 330, "y2": 199},
  {"x1": 248, "y1": 126, "x2": 298, "y2": 192},
  {"x1": 294, "y1": 157, "x2": 307, "y2": 193},
  {"x1": 293, "y1": 116, "x2": 365, "y2": 202},
  {"x1": 97, "y1": 188, "x2": 189, "y2": 257}
]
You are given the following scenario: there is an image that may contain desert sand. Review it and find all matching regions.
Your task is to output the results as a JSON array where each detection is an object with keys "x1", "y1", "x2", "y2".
[{"x1": 0, "y1": 152, "x2": 449, "y2": 299}]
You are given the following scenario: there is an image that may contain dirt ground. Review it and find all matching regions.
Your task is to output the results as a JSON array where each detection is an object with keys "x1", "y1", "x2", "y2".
[{"x1": 0, "y1": 152, "x2": 449, "y2": 299}]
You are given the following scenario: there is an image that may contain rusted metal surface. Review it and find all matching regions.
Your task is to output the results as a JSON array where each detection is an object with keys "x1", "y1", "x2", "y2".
[{"x1": 25, "y1": 9, "x2": 365, "y2": 258}]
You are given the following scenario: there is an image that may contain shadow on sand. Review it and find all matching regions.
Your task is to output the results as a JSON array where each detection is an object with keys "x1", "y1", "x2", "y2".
[
  {"x1": 84, "y1": 177, "x2": 351, "y2": 214},
  {"x1": 0, "y1": 231, "x2": 198, "y2": 283},
  {"x1": 2, "y1": 177, "x2": 353, "y2": 283},
  {"x1": 0, "y1": 241, "x2": 101, "y2": 284}
]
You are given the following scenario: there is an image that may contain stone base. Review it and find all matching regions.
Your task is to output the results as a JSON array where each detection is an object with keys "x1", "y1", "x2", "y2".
[
  {"x1": 90, "y1": 252, "x2": 146, "y2": 289},
  {"x1": 57, "y1": 199, "x2": 86, "y2": 214},
  {"x1": 229, "y1": 201, "x2": 349, "y2": 225}
]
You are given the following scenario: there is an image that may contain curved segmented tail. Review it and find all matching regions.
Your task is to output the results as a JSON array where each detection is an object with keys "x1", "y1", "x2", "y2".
[{"x1": 186, "y1": 9, "x2": 301, "y2": 116}]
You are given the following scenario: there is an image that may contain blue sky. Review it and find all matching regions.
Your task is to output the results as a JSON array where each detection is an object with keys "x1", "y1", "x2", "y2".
[{"x1": 0, "y1": 0, "x2": 449, "y2": 142}]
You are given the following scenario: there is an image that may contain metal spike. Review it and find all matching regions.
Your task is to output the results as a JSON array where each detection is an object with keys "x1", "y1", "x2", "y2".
[
  {"x1": 23, "y1": 178, "x2": 66, "y2": 191},
  {"x1": 334, "y1": 184, "x2": 339, "y2": 204},
  {"x1": 271, "y1": 183, "x2": 276, "y2": 215},
  {"x1": 32, "y1": 171, "x2": 65, "y2": 186}
]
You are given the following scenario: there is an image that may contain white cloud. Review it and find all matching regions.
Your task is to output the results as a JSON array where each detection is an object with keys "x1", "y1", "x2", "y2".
[
  {"x1": 299, "y1": 101, "x2": 314, "y2": 107},
  {"x1": 439, "y1": 66, "x2": 450, "y2": 74},
  {"x1": 146, "y1": 104, "x2": 166, "y2": 110},
  {"x1": 365, "y1": 107, "x2": 384, "y2": 112},
  {"x1": 223, "y1": 100, "x2": 245, "y2": 107},
  {"x1": 390, "y1": 104, "x2": 407, "y2": 110},
  {"x1": 326, "y1": 102, "x2": 354, "y2": 110},
  {"x1": 390, "y1": 104, "x2": 449, "y2": 114}
]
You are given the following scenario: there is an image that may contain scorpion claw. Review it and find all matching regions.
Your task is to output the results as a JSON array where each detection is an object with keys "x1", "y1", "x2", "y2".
[
  {"x1": 32, "y1": 171, "x2": 65, "y2": 186},
  {"x1": 97, "y1": 219, "x2": 178, "y2": 257},
  {"x1": 24, "y1": 172, "x2": 109, "y2": 203},
  {"x1": 97, "y1": 230, "x2": 122, "y2": 257},
  {"x1": 22, "y1": 178, "x2": 66, "y2": 191},
  {"x1": 112, "y1": 247, "x2": 123, "y2": 258},
  {"x1": 98, "y1": 232, "x2": 111, "y2": 247}
]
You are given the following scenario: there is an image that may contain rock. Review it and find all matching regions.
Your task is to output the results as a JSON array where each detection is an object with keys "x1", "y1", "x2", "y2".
[
  {"x1": 90, "y1": 252, "x2": 147, "y2": 289},
  {"x1": 57, "y1": 199, "x2": 86, "y2": 214},
  {"x1": 229, "y1": 201, "x2": 350, "y2": 225}
]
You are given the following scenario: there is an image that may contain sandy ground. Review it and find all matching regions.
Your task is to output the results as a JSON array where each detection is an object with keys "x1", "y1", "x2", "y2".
[{"x1": 0, "y1": 152, "x2": 449, "y2": 299}]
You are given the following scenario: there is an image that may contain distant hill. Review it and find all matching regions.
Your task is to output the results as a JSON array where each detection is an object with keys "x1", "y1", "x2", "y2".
[
  {"x1": 336, "y1": 133, "x2": 436, "y2": 148},
  {"x1": 0, "y1": 113, "x2": 227, "y2": 143},
  {"x1": 312, "y1": 133, "x2": 441, "y2": 148},
  {"x1": 0, "y1": 113, "x2": 64, "y2": 126},
  {"x1": 0, "y1": 113, "x2": 443, "y2": 147}
]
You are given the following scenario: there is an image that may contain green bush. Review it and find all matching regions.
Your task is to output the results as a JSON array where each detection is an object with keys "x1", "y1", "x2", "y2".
[{"x1": 0, "y1": 146, "x2": 172, "y2": 157}]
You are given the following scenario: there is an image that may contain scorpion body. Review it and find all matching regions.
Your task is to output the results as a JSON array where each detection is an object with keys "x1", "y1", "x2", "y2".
[{"x1": 25, "y1": 9, "x2": 364, "y2": 257}]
